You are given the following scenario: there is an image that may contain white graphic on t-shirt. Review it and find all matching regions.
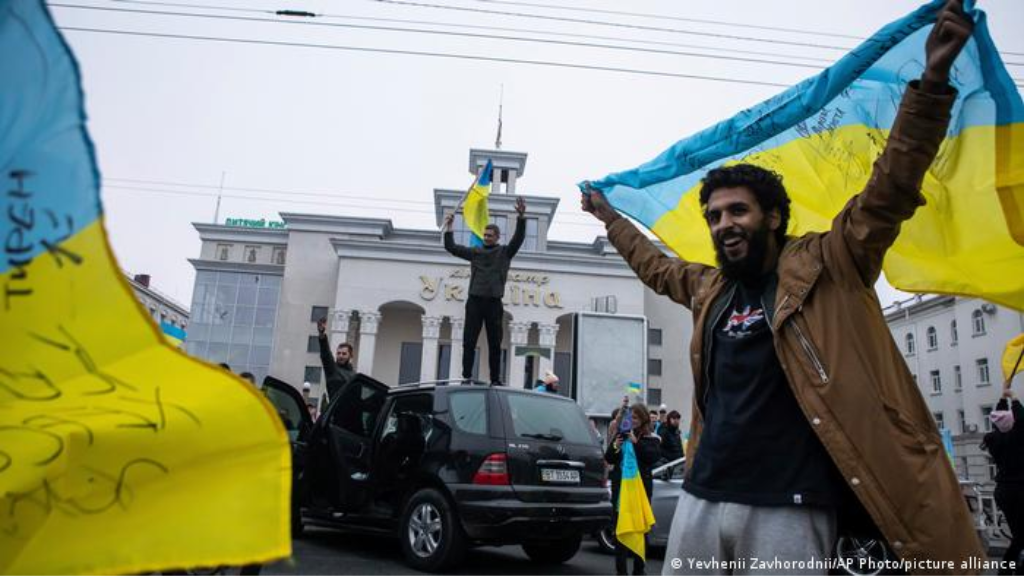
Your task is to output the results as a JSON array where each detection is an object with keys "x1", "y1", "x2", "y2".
[{"x1": 721, "y1": 305, "x2": 765, "y2": 338}]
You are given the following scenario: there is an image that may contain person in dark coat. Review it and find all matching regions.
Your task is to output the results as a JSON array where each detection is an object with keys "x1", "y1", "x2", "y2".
[
  {"x1": 660, "y1": 410, "x2": 684, "y2": 463},
  {"x1": 983, "y1": 388, "x2": 1024, "y2": 575},
  {"x1": 317, "y1": 316, "x2": 356, "y2": 402},
  {"x1": 605, "y1": 401, "x2": 661, "y2": 575},
  {"x1": 442, "y1": 196, "x2": 526, "y2": 385}
]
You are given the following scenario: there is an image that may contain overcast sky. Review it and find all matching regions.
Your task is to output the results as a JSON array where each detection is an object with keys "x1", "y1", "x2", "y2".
[{"x1": 51, "y1": 0, "x2": 1024, "y2": 310}]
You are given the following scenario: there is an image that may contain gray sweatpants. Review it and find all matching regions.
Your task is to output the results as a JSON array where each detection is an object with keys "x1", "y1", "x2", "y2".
[{"x1": 662, "y1": 491, "x2": 836, "y2": 576}]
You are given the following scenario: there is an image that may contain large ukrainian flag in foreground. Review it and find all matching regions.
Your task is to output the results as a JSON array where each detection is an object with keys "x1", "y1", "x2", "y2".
[
  {"x1": 464, "y1": 159, "x2": 493, "y2": 247},
  {"x1": 0, "y1": 2, "x2": 290, "y2": 573},
  {"x1": 616, "y1": 441, "x2": 655, "y2": 561},
  {"x1": 583, "y1": 0, "x2": 1024, "y2": 311}
]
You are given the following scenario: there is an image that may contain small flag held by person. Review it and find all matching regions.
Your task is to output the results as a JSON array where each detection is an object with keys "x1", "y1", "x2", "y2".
[
  {"x1": 1003, "y1": 333, "x2": 1024, "y2": 386},
  {"x1": 627, "y1": 382, "x2": 643, "y2": 396},
  {"x1": 463, "y1": 159, "x2": 493, "y2": 247}
]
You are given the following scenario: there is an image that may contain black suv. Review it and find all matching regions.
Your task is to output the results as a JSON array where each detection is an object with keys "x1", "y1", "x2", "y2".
[{"x1": 263, "y1": 375, "x2": 612, "y2": 572}]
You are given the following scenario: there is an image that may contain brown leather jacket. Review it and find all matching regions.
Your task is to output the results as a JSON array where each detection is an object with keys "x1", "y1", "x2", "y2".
[{"x1": 604, "y1": 83, "x2": 985, "y2": 573}]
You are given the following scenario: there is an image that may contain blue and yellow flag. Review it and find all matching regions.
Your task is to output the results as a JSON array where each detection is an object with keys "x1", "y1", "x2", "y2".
[
  {"x1": 464, "y1": 159, "x2": 493, "y2": 247},
  {"x1": 0, "y1": 2, "x2": 290, "y2": 573},
  {"x1": 582, "y1": 0, "x2": 1024, "y2": 311},
  {"x1": 616, "y1": 441, "x2": 656, "y2": 561},
  {"x1": 627, "y1": 381, "x2": 643, "y2": 396},
  {"x1": 160, "y1": 321, "x2": 187, "y2": 348}
]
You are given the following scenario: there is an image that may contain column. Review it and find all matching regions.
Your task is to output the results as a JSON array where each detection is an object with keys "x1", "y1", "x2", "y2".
[
  {"x1": 537, "y1": 322, "x2": 559, "y2": 380},
  {"x1": 508, "y1": 321, "x2": 531, "y2": 389},
  {"x1": 356, "y1": 310, "x2": 381, "y2": 375},
  {"x1": 449, "y1": 317, "x2": 465, "y2": 380},
  {"x1": 420, "y1": 316, "x2": 443, "y2": 382},
  {"x1": 330, "y1": 309, "x2": 353, "y2": 344}
]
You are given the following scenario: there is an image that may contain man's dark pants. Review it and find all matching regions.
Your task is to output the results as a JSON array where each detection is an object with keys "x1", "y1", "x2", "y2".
[{"x1": 463, "y1": 295, "x2": 504, "y2": 383}]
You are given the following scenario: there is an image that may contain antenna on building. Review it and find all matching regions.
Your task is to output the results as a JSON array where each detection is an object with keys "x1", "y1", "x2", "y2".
[
  {"x1": 213, "y1": 171, "x2": 226, "y2": 224},
  {"x1": 495, "y1": 84, "x2": 504, "y2": 150}
]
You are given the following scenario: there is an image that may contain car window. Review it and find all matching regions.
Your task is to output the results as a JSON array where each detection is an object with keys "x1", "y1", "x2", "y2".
[
  {"x1": 449, "y1": 391, "x2": 487, "y2": 435},
  {"x1": 330, "y1": 381, "x2": 387, "y2": 438},
  {"x1": 262, "y1": 385, "x2": 305, "y2": 442},
  {"x1": 381, "y1": 394, "x2": 434, "y2": 444},
  {"x1": 506, "y1": 394, "x2": 593, "y2": 444}
]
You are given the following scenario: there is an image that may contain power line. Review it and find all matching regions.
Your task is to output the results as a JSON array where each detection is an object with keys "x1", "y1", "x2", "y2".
[
  {"x1": 465, "y1": 0, "x2": 868, "y2": 40},
  {"x1": 359, "y1": 0, "x2": 856, "y2": 51},
  {"x1": 95, "y1": 0, "x2": 836, "y2": 64},
  {"x1": 53, "y1": 4, "x2": 827, "y2": 71},
  {"x1": 103, "y1": 184, "x2": 607, "y2": 227},
  {"x1": 104, "y1": 177, "x2": 602, "y2": 221},
  {"x1": 59, "y1": 27, "x2": 794, "y2": 88}
]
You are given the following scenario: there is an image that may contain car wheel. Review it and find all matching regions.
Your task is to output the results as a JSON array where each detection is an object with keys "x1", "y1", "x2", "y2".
[
  {"x1": 833, "y1": 535, "x2": 889, "y2": 576},
  {"x1": 399, "y1": 488, "x2": 467, "y2": 572},
  {"x1": 596, "y1": 526, "x2": 616, "y2": 555},
  {"x1": 522, "y1": 535, "x2": 582, "y2": 564}
]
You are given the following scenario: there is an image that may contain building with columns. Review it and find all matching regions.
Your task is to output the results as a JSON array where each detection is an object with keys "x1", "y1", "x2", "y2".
[{"x1": 185, "y1": 148, "x2": 694, "y2": 420}]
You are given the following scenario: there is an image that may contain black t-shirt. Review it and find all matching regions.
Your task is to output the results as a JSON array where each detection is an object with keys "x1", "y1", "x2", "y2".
[{"x1": 684, "y1": 275, "x2": 842, "y2": 507}]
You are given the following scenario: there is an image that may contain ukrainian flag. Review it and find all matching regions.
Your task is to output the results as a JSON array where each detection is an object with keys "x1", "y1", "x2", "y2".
[
  {"x1": 464, "y1": 159, "x2": 493, "y2": 247},
  {"x1": 0, "y1": 2, "x2": 289, "y2": 573},
  {"x1": 616, "y1": 441, "x2": 656, "y2": 561},
  {"x1": 627, "y1": 381, "x2": 643, "y2": 396},
  {"x1": 582, "y1": 0, "x2": 1024, "y2": 311},
  {"x1": 160, "y1": 321, "x2": 187, "y2": 348}
]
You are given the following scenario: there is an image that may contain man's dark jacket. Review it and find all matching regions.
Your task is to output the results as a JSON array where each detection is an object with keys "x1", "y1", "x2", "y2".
[
  {"x1": 984, "y1": 399, "x2": 1024, "y2": 485},
  {"x1": 319, "y1": 334, "x2": 355, "y2": 400},
  {"x1": 444, "y1": 216, "x2": 526, "y2": 298},
  {"x1": 660, "y1": 424, "x2": 684, "y2": 462}
]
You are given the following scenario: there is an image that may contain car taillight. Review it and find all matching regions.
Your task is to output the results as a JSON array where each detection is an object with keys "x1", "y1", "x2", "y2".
[{"x1": 472, "y1": 453, "x2": 510, "y2": 485}]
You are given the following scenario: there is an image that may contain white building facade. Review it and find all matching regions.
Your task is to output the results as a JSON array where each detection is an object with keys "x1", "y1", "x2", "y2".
[
  {"x1": 885, "y1": 295, "x2": 1024, "y2": 482},
  {"x1": 186, "y1": 148, "x2": 695, "y2": 420}
]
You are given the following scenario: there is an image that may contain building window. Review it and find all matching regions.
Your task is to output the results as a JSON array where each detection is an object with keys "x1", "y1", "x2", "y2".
[
  {"x1": 437, "y1": 344, "x2": 451, "y2": 380},
  {"x1": 648, "y1": 358, "x2": 662, "y2": 376},
  {"x1": 954, "y1": 365, "x2": 962, "y2": 391},
  {"x1": 981, "y1": 405, "x2": 994, "y2": 432},
  {"x1": 310, "y1": 305, "x2": 329, "y2": 323},
  {"x1": 905, "y1": 333, "x2": 916, "y2": 356},
  {"x1": 977, "y1": 358, "x2": 990, "y2": 386},
  {"x1": 950, "y1": 320, "x2": 958, "y2": 346},
  {"x1": 930, "y1": 370, "x2": 941, "y2": 394},
  {"x1": 926, "y1": 326, "x2": 937, "y2": 350},
  {"x1": 399, "y1": 342, "x2": 423, "y2": 384},
  {"x1": 522, "y1": 218, "x2": 539, "y2": 252},
  {"x1": 244, "y1": 245, "x2": 259, "y2": 263},
  {"x1": 272, "y1": 247, "x2": 286, "y2": 265},
  {"x1": 307, "y1": 336, "x2": 320, "y2": 354},
  {"x1": 648, "y1": 328, "x2": 663, "y2": 347},
  {"x1": 217, "y1": 243, "x2": 232, "y2": 261},
  {"x1": 303, "y1": 365, "x2": 321, "y2": 384},
  {"x1": 958, "y1": 409, "x2": 966, "y2": 434},
  {"x1": 647, "y1": 387, "x2": 662, "y2": 407},
  {"x1": 933, "y1": 412, "x2": 945, "y2": 429},
  {"x1": 972, "y1": 309, "x2": 985, "y2": 335}
]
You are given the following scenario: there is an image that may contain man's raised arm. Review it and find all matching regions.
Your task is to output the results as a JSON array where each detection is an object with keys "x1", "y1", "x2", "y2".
[
  {"x1": 581, "y1": 188, "x2": 707, "y2": 308},
  {"x1": 827, "y1": 0, "x2": 972, "y2": 288},
  {"x1": 442, "y1": 212, "x2": 474, "y2": 261}
]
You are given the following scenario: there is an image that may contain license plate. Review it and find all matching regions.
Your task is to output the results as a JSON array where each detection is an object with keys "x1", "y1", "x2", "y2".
[{"x1": 541, "y1": 468, "x2": 580, "y2": 484}]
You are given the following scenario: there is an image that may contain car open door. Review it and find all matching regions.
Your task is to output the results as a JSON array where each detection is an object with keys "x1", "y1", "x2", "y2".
[
  {"x1": 261, "y1": 376, "x2": 313, "y2": 443},
  {"x1": 314, "y1": 374, "x2": 390, "y2": 512}
]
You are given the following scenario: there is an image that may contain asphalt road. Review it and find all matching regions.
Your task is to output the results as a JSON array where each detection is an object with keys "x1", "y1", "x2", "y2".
[{"x1": 264, "y1": 526, "x2": 663, "y2": 575}]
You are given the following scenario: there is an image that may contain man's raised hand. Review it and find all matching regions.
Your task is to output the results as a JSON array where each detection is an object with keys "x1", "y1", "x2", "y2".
[
  {"x1": 922, "y1": 0, "x2": 973, "y2": 91},
  {"x1": 515, "y1": 196, "x2": 526, "y2": 217},
  {"x1": 317, "y1": 317, "x2": 327, "y2": 337},
  {"x1": 443, "y1": 213, "x2": 455, "y2": 231},
  {"x1": 581, "y1": 186, "x2": 621, "y2": 225}
]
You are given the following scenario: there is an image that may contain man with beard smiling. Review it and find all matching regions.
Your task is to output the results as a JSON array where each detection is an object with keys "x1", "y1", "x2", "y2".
[{"x1": 580, "y1": 1, "x2": 984, "y2": 572}]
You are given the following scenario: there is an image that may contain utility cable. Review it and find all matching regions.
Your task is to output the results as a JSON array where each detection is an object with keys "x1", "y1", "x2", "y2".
[
  {"x1": 53, "y1": 4, "x2": 829, "y2": 70},
  {"x1": 59, "y1": 27, "x2": 794, "y2": 88}
]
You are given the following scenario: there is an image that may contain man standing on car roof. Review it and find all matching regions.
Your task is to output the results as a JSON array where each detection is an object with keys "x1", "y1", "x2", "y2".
[
  {"x1": 443, "y1": 195, "x2": 527, "y2": 385},
  {"x1": 581, "y1": 1, "x2": 983, "y2": 571}
]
